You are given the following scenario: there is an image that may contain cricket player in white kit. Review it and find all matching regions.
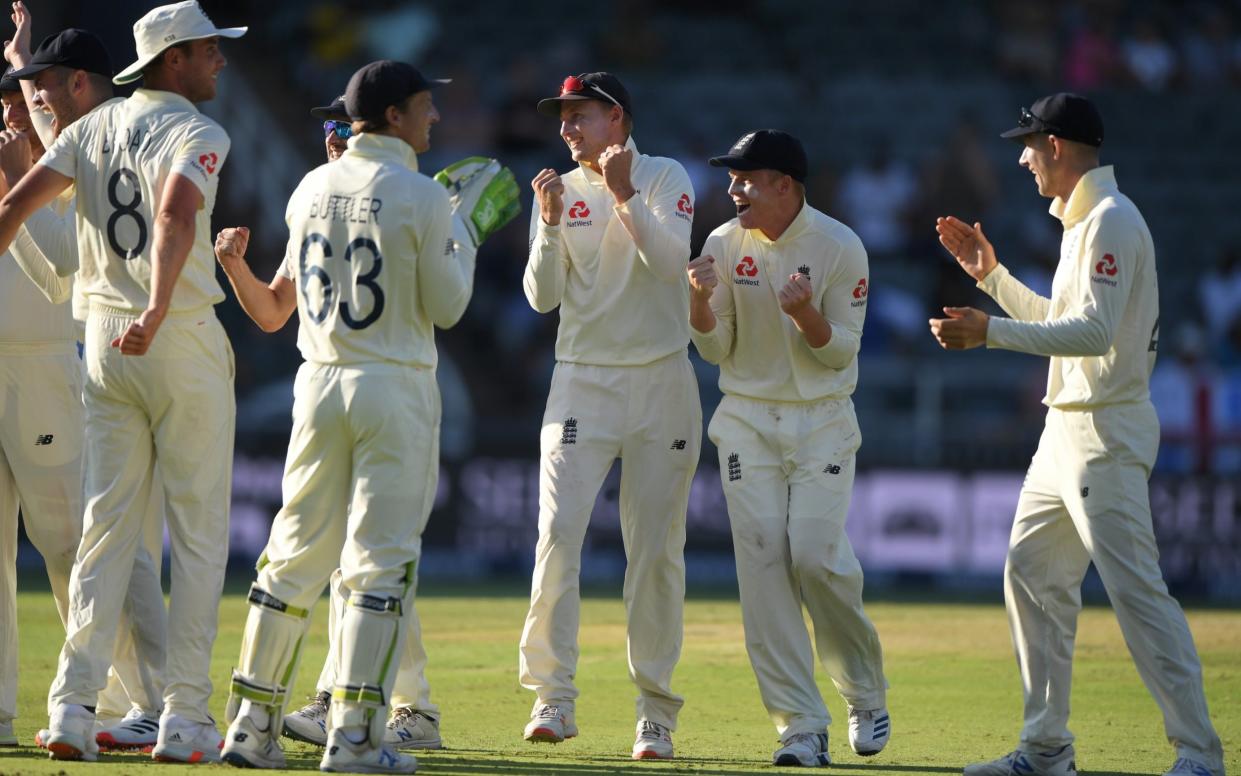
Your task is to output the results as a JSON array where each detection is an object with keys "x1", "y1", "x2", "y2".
[
  {"x1": 0, "y1": 64, "x2": 82, "y2": 751},
  {"x1": 688, "y1": 130, "x2": 889, "y2": 768},
  {"x1": 3, "y1": 16, "x2": 169, "y2": 752},
  {"x1": 0, "y1": 0, "x2": 245, "y2": 762},
  {"x1": 930, "y1": 93, "x2": 1226, "y2": 776},
  {"x1": 274, "y1": 96, "x2": 452, "y2": 754},
  {"x1": 214, "y1": 60, "x2": 519, "y2": 773},
  {"x1": 519, "y1": 71, "x2": 701, "y2": 761}
]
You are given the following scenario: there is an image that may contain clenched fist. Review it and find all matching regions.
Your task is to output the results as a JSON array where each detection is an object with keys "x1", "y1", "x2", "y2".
[
  {"x1": 0, "y1": 128, "x2": 30, "y2": 190},
  {"x1": 214, "y1": 226, "x2": 251, "y2": 266},
  {"x1": 777, "y1": 273, "x2": 813, "y2": 316},
  {"x1": 687, "y1": 255, "x2": 717, "y2": 300},
  {"x1": 599, "y1": 143, "x2": 635, "y2": 203},
  {"x1": 532, "y1": 168, "x2": 564, "y2": 226}
]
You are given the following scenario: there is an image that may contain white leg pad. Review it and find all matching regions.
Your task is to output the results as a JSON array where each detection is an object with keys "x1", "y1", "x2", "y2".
[
  {"x1": 332, "y1": 587, "x2": 413, "y2": 747},
  {"x1": 226, "y1": 585, "x2": 311, "y2": 727}
]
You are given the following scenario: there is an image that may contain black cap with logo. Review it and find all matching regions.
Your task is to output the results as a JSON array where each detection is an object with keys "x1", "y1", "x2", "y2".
[
  {"x1": 0, "y1": 66, "x2": 20, "y2": 92},
  {"x1": 310, "y1": 95, "x2": 348, "y2": 121},
  {"x1": 709, "y1": 129, "x2": 808, "y2": 183},
  {"x1": 344, "y1": 60, "x2": 450, "y2": 123},
  {"x1": 9, "y1": 28, "x2": 113, "y2": 80},
  {"x1": 1000, "y1": 92, "x2": 1104, "y2": 147},
  {"x1": 537, "y1": 72, "x2": 633, "y2": 118}
]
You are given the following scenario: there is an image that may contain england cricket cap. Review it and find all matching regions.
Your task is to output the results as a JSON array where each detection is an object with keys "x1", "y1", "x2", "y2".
[
  {"x1": 1001, "y1": 92, "x2": 1104, "y2": 147},
  {"x1": 537, "y1": 72, "x2": 633, "y2": 118},
  {"x1": 0, "y1": 67, "x2": 20, "y2": 92},
  {"x1": 310, "y1": 95, "x2": 348, "y2": 121},
  {"x1": 344, "y1": 60, "x2": 450, "y2": 123},
  {"x1": 8, "y1": 28, "x2": 113, "y2": 80},
  {"x1": 709, "y1": 129, "x2": 808, "y2": 183},
  {"x1": 113, "y1": 1, "x2": 247, "y2": 86}
]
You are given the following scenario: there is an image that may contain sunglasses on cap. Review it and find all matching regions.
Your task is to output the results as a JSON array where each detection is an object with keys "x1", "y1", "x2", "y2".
[
  {"x1": 1018, "y1": 106, "x2": 1062, "y2": 136},
  {"x1": 323, "y1": 120, "x2": 352, "y2": 140}
]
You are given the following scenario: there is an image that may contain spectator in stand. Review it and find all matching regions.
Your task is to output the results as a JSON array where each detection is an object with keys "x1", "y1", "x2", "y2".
[
  {"x1": 1179, "y1": 6, "x2": 1235, "y2": 87},
  {"x1": 837, "y1": 141, "x2": 916, "y2": 261},
  {"x1": 1062, "y1": 10, "x2": 1122, "y2": 91},
  {"x1": 994, "y1": 3, "x2": 1059, "y2": 84},
  {"x1": 1122, "y1": 17, "x2": 1179, "y2": 91},
  {"x1": 1199, "y1": 246, "x2": 1241, "y2": 363}
]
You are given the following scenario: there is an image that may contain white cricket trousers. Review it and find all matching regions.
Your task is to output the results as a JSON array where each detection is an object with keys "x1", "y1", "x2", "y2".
[
  {"x1": 49, "y1": 306, "x2": 234, "y2": 724},
  {"x1": 314, "y1": 568, "x2": 438, "y2": 716},
  {"x1": 1007, "y1": 403, "x2": 1224, "y2": 771},
  {"x1": 256, "y1": 361, "x2": 438, "y2": 617},
  {"x1": 709, "y1": 394, "x2": 886, "y2": 738},
  {"x1": 519, "y1": 352, "x2": 701, "y2": 729},
  {"x1": 0, "y1": 345, "x2": 82, "y2": 725}
]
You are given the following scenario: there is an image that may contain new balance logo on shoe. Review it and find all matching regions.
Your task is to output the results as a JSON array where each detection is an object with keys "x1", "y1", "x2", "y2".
[{"x1": 561, "y1": 418, "x2": 578, "y2": 445}]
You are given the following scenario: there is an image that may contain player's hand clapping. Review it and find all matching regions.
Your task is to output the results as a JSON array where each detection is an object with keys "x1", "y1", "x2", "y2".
[
  {"x1": 777, "y1": 273, "x2": 813, "y2": 317},
  {"x1": 687, "y1": 255, "x2": 717, "y2": 300},
  {"x1": 532, "y1": 168, "x2": 564, "y2": 226},
  {"x1": 599, "y1": 143, "x2": 634, "y2": 204},
  {"x1": 936, "y1": 216, "x2": 998, "y2": 283},
  {"x1": 0, "y1": 128, "x2": 30, "y2": 191},
  {"x1": 929, "y1": 306, "x2": 989, "y2": 350}
]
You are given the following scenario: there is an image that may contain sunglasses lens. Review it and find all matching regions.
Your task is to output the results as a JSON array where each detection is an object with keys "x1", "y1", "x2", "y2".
[{"x1": 323, "y1": 121, "x2": 352, "y2": 139}]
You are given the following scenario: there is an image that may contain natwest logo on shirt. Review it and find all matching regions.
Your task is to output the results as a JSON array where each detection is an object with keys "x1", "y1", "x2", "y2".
[
  {"x1": 198, "y1": 152, "x2": 218, "y2": 174},
  {"x1": 851, "y1": 278, "x2": 868, "y2": 306},
  {"x1": 735, "y1": 256, "x2": 760, "y2": 286},
  {"x1": 675, "y1": 193, "x2": 693, "y2": 221},
  {"x1": 1093, "y1": 253, "x2": 1119, "y2": 286},
  {"x1": 566, "y1": 200, "x2": 592, "y2": 227}
]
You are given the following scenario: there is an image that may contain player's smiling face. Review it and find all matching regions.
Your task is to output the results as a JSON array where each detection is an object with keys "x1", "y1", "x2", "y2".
[
  {"x1": 31, "y1": 66, "x2": 77, "y2": 137},
  {"x1": 559, "y1": 100, "x2": 620, "y2": 165},
  {"x1": 1, "y1": 90, "x2": 32, "y2": 134},
  {"x1": 1019, "y1": 134, "x2": 1055, "y2": 198},
  {"x1": 180, "y1": 37, "x2": 226, "y2": 102},
  {"x1": 727, "y1": 169, "x2": 784, "y2": 230}
]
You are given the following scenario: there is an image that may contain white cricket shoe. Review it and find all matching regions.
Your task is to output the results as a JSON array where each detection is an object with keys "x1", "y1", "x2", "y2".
[
  {"x1": 773, "y1": 731, "x2": 831, "y2": 767},
  {"x1": 222, "y1": 714, "x2": 287, "y2": 769},
  {"x1": 97, "y1": 707, "x2": 161, "y2": 751},
  {"x1": 152, "y1": 713, "x2": 223, "y2": 764},
  {"x1": 46, "y1": 704, "x2": 98, "y2": 761},
  {"x1": 847, "y1": 706, "x2": 890, "y2": 756},
  {"x1": 320, "y1": 728, "x2": 417, "y2": 774},
  {"x1": 963, "y1": 745, "x2": 1076, "y2": 776},
  {"x1": 0, "y1": 721, "x2": 16, "y2": 746},
  {"x1": 384, "y1": 707, "x2": 442, "y2": 750},
  {"x1": 284, "y1": 692, "x2": 331, "y2": 746},
  {"x1": 1164, "y1": 757, "x2": 1222, "y2": 776},
  {"x1": 34, "y1": 728, "x2": 50, "y2": 748},
  {"x1": 631, "y1": 719, "x2": 673, "y2": 760},
  {"x1": 523, "y1": 704, "x2": 577, "y2": 744}
]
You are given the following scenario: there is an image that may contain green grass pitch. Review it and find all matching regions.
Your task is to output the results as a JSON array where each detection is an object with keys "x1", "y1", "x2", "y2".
[{"x1": 2, "y1": 584, "x2": 1237, "y2": 774}]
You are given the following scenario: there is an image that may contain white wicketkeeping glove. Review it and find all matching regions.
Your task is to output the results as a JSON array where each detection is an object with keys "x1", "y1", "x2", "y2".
[{"x1": 433, "y1": 156, "x2": 521, "y2": 250}]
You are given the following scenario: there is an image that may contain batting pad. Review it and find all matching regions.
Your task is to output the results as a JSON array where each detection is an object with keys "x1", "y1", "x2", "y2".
[
  {"x1": 225, "y1": 585, "x2": 311, "y2": 724},
  {"x1": 331, "y1": 578, "x2": 415, "y2": 747}
]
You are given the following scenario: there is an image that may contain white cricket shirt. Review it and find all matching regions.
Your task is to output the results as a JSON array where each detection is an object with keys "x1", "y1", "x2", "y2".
[
  {"x1": 690, "y1": 203, "x2": 868, "y2": 402},
  {"x1": 278, "y1": 132, "x2": 470, "y2": 368},
  {"x1": 39, "y1": 89, "x2": 229, "y2": 314},
  {"x1": 981, "y1": 166, "x2": 1159, "y2": 409},
  {"x1": 523, "y1": 137, "x2": 695, "y2": 366}
]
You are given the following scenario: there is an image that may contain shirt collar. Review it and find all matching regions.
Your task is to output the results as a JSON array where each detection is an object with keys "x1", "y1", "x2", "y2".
[
  {"x1": 343, "y1": 132, "x2": 419, "y2": 172},
  {"x1": 580, "y1": 135, "x2": 639, "y2": 184},
  {"x1": 131, "y1": 88, "x2": 199, "y2": 114},
  {"x1": 751, "y1": 200, "x2": 811, "y2": 246},
  {"x1": 1049, "y1": 165, "x2": 1117, "y2": 229}
]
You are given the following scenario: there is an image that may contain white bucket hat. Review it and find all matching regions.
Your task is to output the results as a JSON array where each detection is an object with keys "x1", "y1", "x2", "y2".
[{"x1": 113, "y1": 1, "x2": 246, "y2": 85}]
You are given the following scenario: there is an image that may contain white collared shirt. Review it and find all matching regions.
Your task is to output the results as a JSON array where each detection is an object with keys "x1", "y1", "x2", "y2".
[
  {"x1": 981, "y1": 166, "x2": 1159, "y2": 409},
  {"x1": 40, "y1": 89, "x2": 229, "y2": 314},
  {"x1": 278, "y1": 132, "x2": 469, "y2": 368},
  {"x1": 691, "y1": 203, "x2": 869, "y2": 402},
  {"x1": 523, "y1": 137, "x2": 696, "y2": 366}
]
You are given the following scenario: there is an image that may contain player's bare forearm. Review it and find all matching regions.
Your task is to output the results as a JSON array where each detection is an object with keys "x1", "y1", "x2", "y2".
[
  {"x1": 220, "y1": 259, "x2": 295, "y2": 332},
  {"x1": 789, "y1": 306, "x2": 831, "y2": 349},
  {"x1": 0, "y1": 165, "x2": 71, "y2": 254},
  {"x1": 147, "y1": 209, "x2": 195, "y2": 319}
]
